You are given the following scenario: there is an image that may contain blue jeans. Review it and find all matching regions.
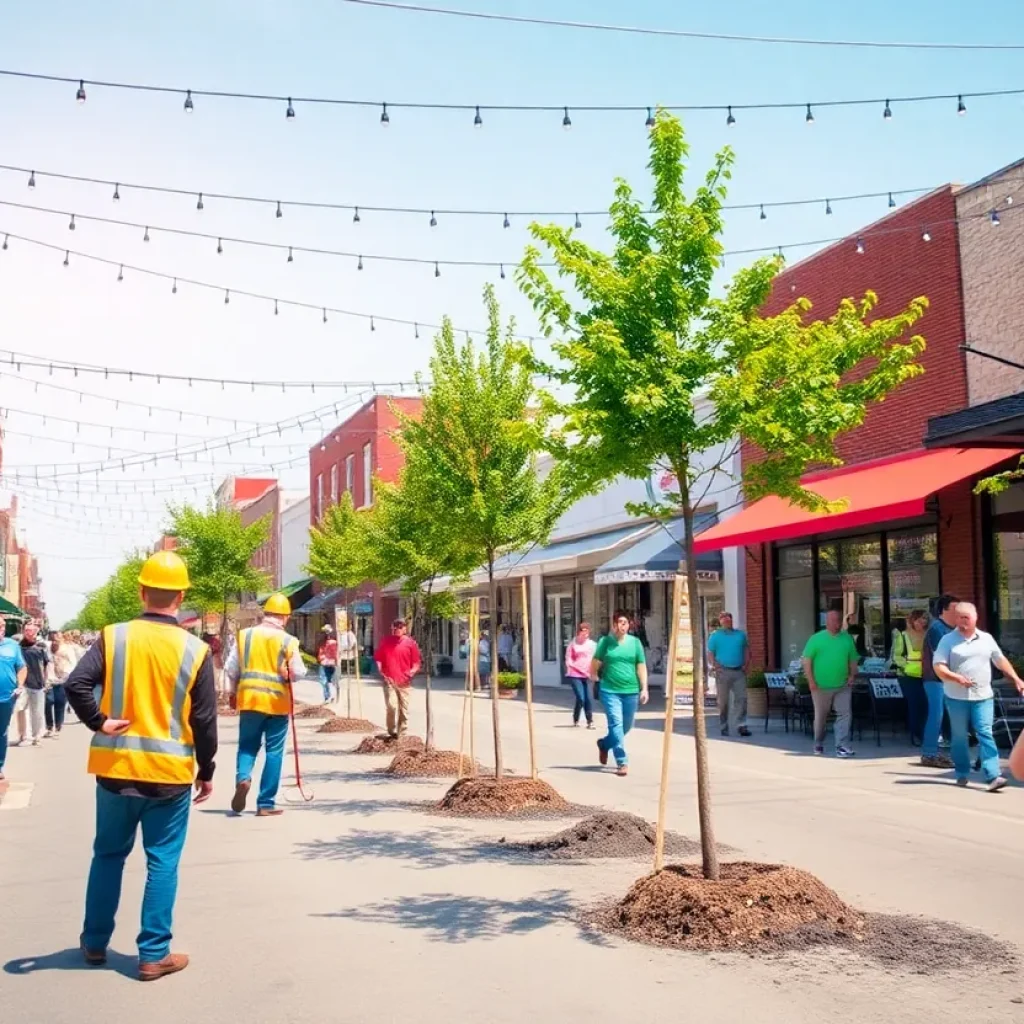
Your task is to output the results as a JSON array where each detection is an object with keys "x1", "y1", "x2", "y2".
[
  {"x1": 597, "y1": 691, "x2": 639, "y2": 766},
  {"x1": 947, "y1": 697, "x2": 1000, "y2": 782},
  {"x1": 922, "y1": 681, "x2": 946, "y2": 757},
  {"x1": 236, "y1": 711, "x2": 289, "y2": 810},
  {"x1": 45, "y1": 684, "x2": 68, "y2": 731},
  {"x1": 0, "y1": 697, "x2": 13, "y2": 771},
  {"x1": 319, "y1": 665, "x2": 336, "y2": 702},
  {"x1": 567, "y1": 676, "x2": 593, "y2": 724},
  {"x1": 82, "y1": 785, "x2": 191, "y2": 963}
]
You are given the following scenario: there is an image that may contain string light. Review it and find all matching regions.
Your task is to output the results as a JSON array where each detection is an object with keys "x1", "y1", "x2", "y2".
[
  {"x1": 143, "y1": 225, "x2": 150, "y2": 242},
  {"x1": 726, "y1": 105, "x2": 735, "y2": 127},
  {"x1": 380, "y1": 102, "x2": 390, "y2": 125},
  {"x1": 274, "y1": 299, "x2": 279, "y2": 315},
  {"x1": 500, "y1": 263, "x2": 506, "y2": 279},
  {"x1": 574, "y1": 213, "x2": 582, "y2": 229},
  {"x1": 855, "y1": 236, "x2": 865, "y2": 254},
  {"x1": 68, "y1": 213, "x2": 76, "y2": 231},
  {"x1": 63, "y1": 250, "x2": 69, "y2": 267},
  {"x1": 474, "y1": 105, "x2": 483, "y2": 127},
  {"x1": 759, "y1": 205, "x2": 766, "y2": 220},
  {"x1": 562, "y1": 106, "x2": 572, "y2": 129},
  {"x1": 27, "y1": 170, "x2": 35, "y2": 189},
  {"x1": 353, "y1": 206, "x2": 361, "y2": 223},
  {"x1": 503, "y1": 213, "x2": 510, "y2": 228},
  {"x1": 1, "y1": 234, "x2": 7, "y2": 250},
  {"x1": 805, "y1": 103, "x2": 814, "y2": 124},
  {"x1": 184, "y1": 89, "x2": 194, "y2": 113},
  {"x1": 358, "y1": 254, "x2": 364, "y2": 270},
  {"x1": 112, "y1": 183, "x2": 120, "y2": 201},
  {"x1": 434, "y1": 261, "x2": 440, "y2": 278},
  {"x1": 224, "y1": 289, "x2": 230, "y2": 304},
  {"x1": 117, "y1": 264, "x2": 123, "y2": 282},
  {"x1": 196, "y1": 193, "x2": 204, "y2": 211},
  {"x1": 172, "y1": 277, "x2": 177, "y2": 293},
  {"x1": 76, "y1": 79, "x2": 86, "y2": 103},
  {"x1": 825, "y1": 199, "x2": 832, "y2": 215},
  {"x1": 888, "y1": 192, "x2": 896, "y2": 208},
  {"x1": 429, "y1": 210, "x2": 437, "y2": 227},
  {"x1": 287, "y1": 246, "x2": 294, "y2": 262},
  {"x1": 883, "y1": 98, "x2": 892, "y2": 119},
  {"x1": 286, "y1": 97, "x2": 296, "y2": 119},
  {"x1": 957, "y1": 94, "x2": 967, "y2": 115},
  {"x1": 276, "y1": 201, "x2": 283, "y2": 219},
  {"x1": 645, "y1": 107, "x2": 655, "y2": 128},
  {"x1": 216, "y1": 237, "x2": 223, "y2": 254}
]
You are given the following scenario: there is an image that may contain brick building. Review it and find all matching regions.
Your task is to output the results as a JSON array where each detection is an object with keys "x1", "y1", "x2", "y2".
[
  {"x1": 299, "y1": 395, "x2": 422, "y2": 655},
  {"x1": 694, "y1": 183, "x2": 1021, "y2": 671}
]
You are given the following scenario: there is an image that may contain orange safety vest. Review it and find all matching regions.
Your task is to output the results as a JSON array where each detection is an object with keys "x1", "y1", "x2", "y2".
[
  {"x1": 88, "y1": 619, "x2": 208, "y2": 785},
  {"x1": 236, "y1": 626, "x2": 299, "y2": 717}
]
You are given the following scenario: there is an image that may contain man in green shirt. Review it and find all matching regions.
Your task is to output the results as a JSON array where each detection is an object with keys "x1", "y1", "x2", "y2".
[
  {"x1": 590, "y1": 610, "x2": 648, "y2": 776},
  {"x1": 802, "y1": 609, "x2": 859, "y2": 758}
]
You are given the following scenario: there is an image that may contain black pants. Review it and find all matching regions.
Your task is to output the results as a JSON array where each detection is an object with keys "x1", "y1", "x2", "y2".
[
  {"x1": 45, "y1": 684, "x2": 67, "y2": 731},
  {"x1": 901, "y1": 677, "x2": 926, "y2": 743}
]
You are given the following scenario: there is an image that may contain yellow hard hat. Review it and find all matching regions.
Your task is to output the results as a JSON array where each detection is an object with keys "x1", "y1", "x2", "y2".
[
  {"x1": 264, "y1": 593, "x2": 291, "y2": 616},
  {"x1": 137, "y1": 550, "x2": 191, "y2": 591}
]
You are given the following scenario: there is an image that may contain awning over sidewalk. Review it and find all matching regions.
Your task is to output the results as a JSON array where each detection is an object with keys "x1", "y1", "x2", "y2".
[
  {"x1": 257, "y1": 577, "x2": 314, "y2": 604},
  {"x1": 692, "y1": 447, "x2": 1020, "y2": 553},
  {"x1": 594, "y1": 513, "x2": 722, "y2": 584},
  {"x1": 490, "y1": 522, "x2": 650, "y2": 577},
  {"x1": 294, "y1": 588, "x2": 343, "y2": 615}
]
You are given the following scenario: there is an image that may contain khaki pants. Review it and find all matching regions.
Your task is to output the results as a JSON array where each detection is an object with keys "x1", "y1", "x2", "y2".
[
  {"x1": 811, "y1": 686, "x2": 853, "y2": 748},
  {"x1": 382, "y1": 681, "x2": 411, "y2": 737},
  {"x1": 716, "y1": 668, "x2": 748, "y2": 733}
]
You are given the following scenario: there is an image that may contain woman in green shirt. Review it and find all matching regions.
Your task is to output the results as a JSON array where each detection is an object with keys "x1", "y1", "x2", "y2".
[{"x1": 589, "y1": 611, "x2": 649, "y2": 776}]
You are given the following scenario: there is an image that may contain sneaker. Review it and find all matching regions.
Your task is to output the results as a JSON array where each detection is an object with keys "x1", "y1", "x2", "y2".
[
  {"x1": 738, "y1": 727, "x2": 752, "y2": 737},
  {"x1": 836, "y1": 747, "x2": 856, "y2": 759},
  {"x1": 586, "y1": 722, "x2": 595, "y2": 730},
  {"x1": 43, "y1": 730, "x2": 53, "y2": 739},
  {"x1": 11, "y1": 738, "x2": 23, "y2": 747},
  {"x1": 813, "y1": 744, "x2": 824, "y2": 756},
  {"x1": 920, "y1": 754, "x2": 955, "y2": 769},
  {"x1": 597, "y1": 740, "x2": 608, "y2": 767},
  {"x1": 956, "y1": 777, "x2": 969, "y2": 788},
  {"x1": 987, "y1": 776, "x2": 1008, "y2": 793},
  {"x1": 938, "y1": 737, "x2": 950, "y2": 749},
  {"x1": 31, "y1": 739, "x2": 40, "y2": 746}
]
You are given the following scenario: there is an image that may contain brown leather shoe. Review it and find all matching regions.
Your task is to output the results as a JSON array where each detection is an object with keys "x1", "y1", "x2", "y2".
[
  {"x1": 597, "y1": 740, "x2": 608, "y2": 766},
  {"x1": 139, "y1": 952, "x2": 189, "y2": 981},
  {"x1": 81, "y1": 944, "x2": 106, "y2": 966},
  {"x1": 230, "y1": 780, "x2": 251, "y2": 814},
  {"x1": 256, "y1": 807, "x2": 284, "y2": 817}
]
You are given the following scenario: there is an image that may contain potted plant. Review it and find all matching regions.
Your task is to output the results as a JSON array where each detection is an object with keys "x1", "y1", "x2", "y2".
[
  {"x1": 436, "y1": 655, "x2": 454, "y2": 678},
  {"x1": 497, "y1": 672, "x2": 525, "y2": 699},
  {"x1": 744, "y1": 669, "x2": 767, "y2": 718}
]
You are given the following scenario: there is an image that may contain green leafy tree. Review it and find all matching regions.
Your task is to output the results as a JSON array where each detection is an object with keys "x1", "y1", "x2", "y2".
[
  {"x1": 67, "y1": 554, "x2": 146, "y2": 630},
  {"x1": 518, "y1": 111, "x2": 927, "y2": 878},
  {"x1": 306, "y1": 492, "x2": 372, "y2": 593},
  {"x1": 400, "y1": 286, "x2": 570, "y2": 777},
  {"x1": 169, "y1": 502, "x2": 270, "y2": 645}
]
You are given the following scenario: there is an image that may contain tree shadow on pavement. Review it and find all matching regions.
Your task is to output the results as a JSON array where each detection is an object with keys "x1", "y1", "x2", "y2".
[
  {"x1": 314, "y1": 889, "x2": 609, "y2": 945},
  {"x1": 302, "y1": 769, "x2": 444, "y2": 788},
  {"x1": 297, "y1": 796, "x2": 433, "y2": 817},
  {"x1": 295, "y1": 827, "x2": 586, "y2": 870},
  {"x1": 4, "y1": 948, "x2": 138, "y2": 980}
]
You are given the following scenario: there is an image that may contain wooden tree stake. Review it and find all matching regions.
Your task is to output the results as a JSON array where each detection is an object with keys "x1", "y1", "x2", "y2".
[
  {"x1": 654, "y1": 573, "x2": 685, "y2": 873},
  {"x1": 521, "y1": 576, "x2": 537, "y2": 779}
]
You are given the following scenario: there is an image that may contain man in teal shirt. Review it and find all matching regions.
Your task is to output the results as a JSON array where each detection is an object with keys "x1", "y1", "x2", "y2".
[
  {"x1": 590, "y1": 610, "x2": 648, "y2": 776},
  {"x1": 0, "y1": 617, "x2": 28, "y2": 781},
  {"x1": 707, "y1": 611, "x2": 750, "y2": 738},
  {"x1": 802, "y1": 609, "x2": 858, "y2": 758}
]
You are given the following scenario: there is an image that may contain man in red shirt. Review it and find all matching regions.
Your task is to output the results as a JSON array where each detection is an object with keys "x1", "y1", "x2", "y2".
[{"x1": 374, "y1": 620, "x2": 421, "y2": 738}]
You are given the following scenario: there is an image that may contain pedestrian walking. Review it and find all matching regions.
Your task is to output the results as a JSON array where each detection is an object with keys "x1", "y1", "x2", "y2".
[
  {"x1": 932, "y1": 601, "x2": 1024, "y2": 792},
  {"x1": 477, "y1": 631, "x2": 492, "y2": 690},
  {"x1": 45, "y1": 631, "x2": 78, "y2": 737},
  {"x1": 374, "y1": 619, "x2": 422, "y2": 737},
  {"x1": 497, "y1": 624, "x2": 514, "y2": 673},
  {"x1": 317, "y1": 624, "x2": 339, "y2": 703},
  {"x1": 19, "y1": 620, "x2": 50, "y2": 746},
  {"x1": 708, "y1": 611, "x2": 751, "y2": 737},
  {"x1": 63, "y1": 550, "x2": 217, "y2": 981},
  {"x1": 802, "y1": 609, "x2": 858, "y2": 758},
  {"x1": 337, "y1": 621, "x2": 358, "y2": 677},
  {"x1": 590, "y1": 610, "x2": 649, "y2": 777},
  {"x1": 919, "y1": 594, "x2": 958, "y2": 768},
  {"x1": 0, "y1": 617, "x2": 27, "y2": 781},
  {"x1": 892, "y1": 609, "x2": 927, "y2": 744},
  {"x1": 226, "y1": 592, "x2": 306, "y2": 818},
  {"x1": 564, "y1": 621, "x2": 597, "y2": 728}
]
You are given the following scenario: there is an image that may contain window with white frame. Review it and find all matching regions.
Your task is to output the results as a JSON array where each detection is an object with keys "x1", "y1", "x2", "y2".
[
  {"x1": 330, "y1": 463, "x2": 338, "y2": 505},
  {"x1": 345, "y1": 453, "x2": 355, "y2": 495},
  {"x1": 362, "y1": 442, "x2": 373, "y2": 506},
  {"x1": 316, "y1": 473, "x2": 324, "y2": 521}
]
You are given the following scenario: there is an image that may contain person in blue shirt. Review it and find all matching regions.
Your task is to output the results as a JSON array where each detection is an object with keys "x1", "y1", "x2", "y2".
[
  {"x1": 707, "y1": 612, "x2": 751, "y2": 737},
  {"x1": 920, "y1": 594, "x2": 958, "y2": 769},
  {"x1": 0, "y1": 616, "x2": 28, "y2": 781}
]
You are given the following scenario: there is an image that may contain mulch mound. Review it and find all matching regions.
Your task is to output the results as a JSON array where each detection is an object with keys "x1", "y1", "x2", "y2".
[
  {"x1": 317, "y1": 717, "x2": 380, "y2": 734},
  {"x1": 505, "y1": 812, "x2": 703, "y2": 860},
  {"x1": 594, "y1": 862, "x2": 862, "y2": 952},
  {"x1": 293, "y1": 703, "x2": 337, "y2": 720},
  {"x1": 351, "y1": 734, "x2": 425, "y2": 755},
  {"x1": 385, "y1": 749, "x2": 479, "y2": 777},
  {"x1": 436, "y1": 776, "x2": 571, "y2": 817}
]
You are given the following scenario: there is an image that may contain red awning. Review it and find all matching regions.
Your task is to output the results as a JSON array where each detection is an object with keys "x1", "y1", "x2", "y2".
[{"x1": 693, "y1": 447, "x2": 1019, "y2": 553}]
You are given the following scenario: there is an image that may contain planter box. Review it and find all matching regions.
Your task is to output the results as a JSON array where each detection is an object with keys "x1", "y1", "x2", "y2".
[
  {"x1": 498, "y1": 688, "x2": 520, "y2": 700},
  {"x1": 746, "y1": 688, "x2": 767, "y2": 718}
]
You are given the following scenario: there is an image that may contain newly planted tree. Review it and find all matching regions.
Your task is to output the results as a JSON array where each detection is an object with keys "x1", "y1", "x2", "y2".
[
  {"x1": 400, "y1": 286, "x2": 569, "y2": 778},
  {"x1": 519, "y1": 111, "x2": 927, "y2": 878}
]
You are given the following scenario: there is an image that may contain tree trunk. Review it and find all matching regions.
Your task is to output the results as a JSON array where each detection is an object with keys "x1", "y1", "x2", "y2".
[
  {"x1": 678, "y1": 471, "x2": 720, "y2": 880},
  {"x1": 488, "y1": 563, "x2": 503, "y2": 779},
  {"x1": 424, "y1": 583, "x2": 435, "y2": 751}
]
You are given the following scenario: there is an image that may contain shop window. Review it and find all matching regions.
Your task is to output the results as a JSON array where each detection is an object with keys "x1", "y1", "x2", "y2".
[
  {"x1": 819, "y1": 537, "x2": 883, "y2": 658},
  {"x1": 362, "y1": 442, "x2": 373, "y2": 506},
  {"x1": 345, "y1": 453, "x2": 355, "y2": 495},
  {"x1": 992, "y1": 487, "x2": 1024, "y2": 657},
  {"x1": 777, "y1": 543, "x2": 815, "y2": 668},
  {"x1": 330, "y1": 464, "x2": 338, "y2": 505},
  {"x1": 544, "y1": 585, "x2": 574, "y2": 663},
  {"x1": 887, "y1": 528, "x2": 939, "y2": 653}
]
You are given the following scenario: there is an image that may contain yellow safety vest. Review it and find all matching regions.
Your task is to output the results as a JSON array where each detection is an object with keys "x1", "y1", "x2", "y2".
[
  {"x1": 88, "y1": 619, "x2": 208, "y2": 785},
  {"x1": 898, "y1": 631, "x2": 923, "y2": 678},
  {"x1": 236, "y1": 626, "x2": 299, "y2": 717}
]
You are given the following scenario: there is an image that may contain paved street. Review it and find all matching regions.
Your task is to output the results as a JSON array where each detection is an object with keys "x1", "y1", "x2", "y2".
[{"x1": 3, "y1": 677, "x2": 1024, "y2": 1023}]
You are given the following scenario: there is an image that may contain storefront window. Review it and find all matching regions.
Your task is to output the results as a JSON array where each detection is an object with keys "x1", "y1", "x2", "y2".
[
  {"x1": 992, "y1": 487, "x2": 1024, "y2": 657},
  {"x1": 819, "y1": 538, "x2": 884, "y2": 658},
  {"x1": 778, "y1": 543, "x2": 815, "y2": 668},
  {"x1": 887, "y1": 528, "x2": 939, "y2": 651}
]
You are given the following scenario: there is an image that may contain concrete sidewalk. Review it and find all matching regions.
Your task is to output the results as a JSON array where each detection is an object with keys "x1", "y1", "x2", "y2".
[{"x1": 2, "y1": 676, "x2": 1023, "y2": 1023}]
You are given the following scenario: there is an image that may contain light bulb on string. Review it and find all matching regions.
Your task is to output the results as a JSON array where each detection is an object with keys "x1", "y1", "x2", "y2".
[
  {"x1": 196, "y1": 193, "x2": 204, "y2": 211},
  {"x1": 1, "y1": 235, "x2": 7, "y2": 251},
  {"x1": 574, "y1": 213, "x2": 582, "y2": 229},
  {"x1": 117, "y1": 265, "x2": 123, "y2": 282},
  {"x1": 143, "y1": 226, "x2": 150, "y2": 242},
  {"x1": 888, "y1": 193, "x2": 896, "y2": 209},
  {"x1": 380, "y1": 102, "x2": 390, "y2": 125},
  {"x1": 184, "y1": 89, "x2": 194, "y2": 113},
  {"x1": 274, "y1": 299, "x2": 279, "y2": 316},
  {"x1": 414, "y1": 323, "x2": 420, "y2": 340},
  {"x1": 322, "y1": 308, "x2": 328, "y2": 324},
  {"x1": 172, "y1": 278, "x2": 177, "y2": 294},
  {"x1": 68, "y1": 214, "x2": 76, "y2": 231},
  {"x1": 645, "y1": 107, "x2": 655, "y2": 129},
  {"x1": 76, "y1": 80, "x2": 86, "y2": 103},
  {"x1": 112, "y1": 183, "x2": 120, "y2": 202},
  {"x1": 63, "y1": 250, "x2": 70, "y2": 267},
  {"x1": 503, "y1": 213, "x2": 510, "y2": 229},
  {"x1": 276, "y1": 201, "x2": 283, "y2": 219},
  {"x1": 500, "y1": 263, "x2": 506, "y2": 280},
  {"x1": 429, "y1": 211, "x2": 437, "y2": 227},
  {"x1": 224, "y1": 289, "x2": 230, "y2": 305},
  {"x1": 286, "y1": 97, "x2": 296, "y2": 119},
  {"x1": 474, "y1": 105, "x2": 483, "y2": 128},
  {"x1": 855, "y1": 237, "x2": 865, "y2": 255},
  {"x1": 357, "y1": 255, "x2": 363, "y2": 270},
  {"x1": 957, "y1": 95, "x2": 967, "y2": 115},
  {"x1": 353, "y1": 207, "x2": 361, "y2": 223},
  {"x1": 216, "y1": 238, "x2": 223, "y2": 254},
  {"x1": 759, "y1": 205, "x2": 767, "y2": 221},
  {"x1": 370, "y1": 317, "x2": 376, "y2": 332},
  {"x1": 434, "y1": 262, "x2": 441, "y2": 278},
  {"x1": 825, "y1": 199, "x2": 832, "y2": 216},
  {"x1": 805, "y1": 103, "x2": 814, "y2": 124},
  {"x1": 287, "y1": 246, "x2": 294, "y2": 263},
  {"x1": 562, "y1": 106, "x2": 572, "y2": 129}
]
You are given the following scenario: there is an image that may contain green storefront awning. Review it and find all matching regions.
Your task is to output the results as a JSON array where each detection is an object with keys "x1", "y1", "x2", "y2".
[
  {"x1": 257, "y1": 578, "x2": 314, "y2": 603},
  {"x1": 0, "y1": 594, "x2": 28, "y2": 618}
]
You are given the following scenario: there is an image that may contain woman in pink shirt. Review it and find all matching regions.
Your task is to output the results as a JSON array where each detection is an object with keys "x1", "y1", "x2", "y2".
[{"x1": 565, "y1": 622, "x2": 597, "y2": 728}]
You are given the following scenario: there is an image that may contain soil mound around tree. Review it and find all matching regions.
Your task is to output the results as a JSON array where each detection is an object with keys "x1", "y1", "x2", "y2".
[
  {"x1": 506, "y1": 812, "x2": 703, "y2": 860},
  {"x1": 216, "y1": 693, "x2": 238, "y2": 718},
  {"x1": 293, "y1": 703, "x2": 337, "y2": 720},
  {"x1": 317, "y1": 717, "x2": 379, "y2": 734},
  {"x1": 436, "y1": 776, "x2": 571, "y2": 817},
  {"x1": 385, "y1": 749, "x2": 479, "y2": 777},
  {"x1": 352, "y1": 734, "x2": 425, "y2": 755},
  {"x1": 595, "y1": 862, "x2": 862, "y2": 952}
]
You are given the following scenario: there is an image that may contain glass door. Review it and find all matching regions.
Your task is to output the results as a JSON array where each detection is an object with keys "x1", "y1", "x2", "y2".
[{"x1": 545, "y1": 591, "x2": 575, "y2": 664}]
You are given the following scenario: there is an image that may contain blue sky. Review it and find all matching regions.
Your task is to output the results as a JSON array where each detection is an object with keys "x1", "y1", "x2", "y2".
[{"x1": 2, "y1": 0, "x2": 1023, "y2": 620}]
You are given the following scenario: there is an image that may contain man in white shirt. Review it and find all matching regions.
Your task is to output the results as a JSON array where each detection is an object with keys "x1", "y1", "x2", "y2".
[
  {"x1": 497, "y1": 625, "x2": 514, "y2": 672},
  {"x1": 933, "y1": 602, "x2": 1024, "y2": 792}
]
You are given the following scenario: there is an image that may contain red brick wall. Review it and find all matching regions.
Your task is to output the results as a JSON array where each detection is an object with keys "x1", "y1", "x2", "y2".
[
  {"x1": 741, "y1": 187, "x2": 978, "y2": 667},
  {"x1": 240, "y1": 485, "x2": 280, "y2": 590}
]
